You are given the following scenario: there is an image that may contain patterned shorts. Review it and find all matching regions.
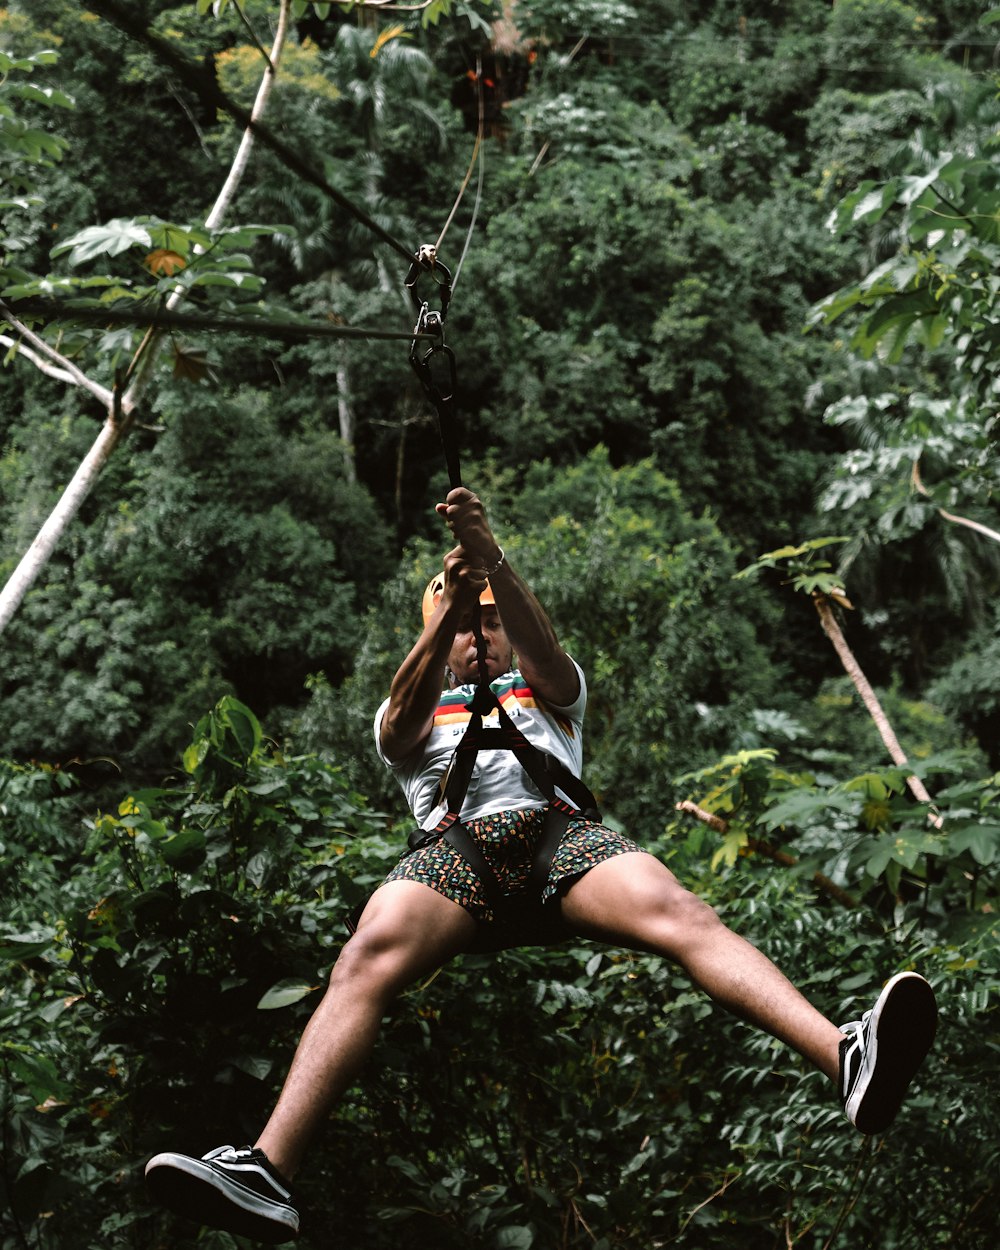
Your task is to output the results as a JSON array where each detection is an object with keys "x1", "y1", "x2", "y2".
[{"x1": 382, "y1": 807, "x2": 642, "y2": 924}]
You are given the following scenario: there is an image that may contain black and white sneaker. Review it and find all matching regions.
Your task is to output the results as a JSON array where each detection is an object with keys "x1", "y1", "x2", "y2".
[
  {"x1": 145, "y1": 1144, "x2": 299, "y2": 1243},
  {"x1": 839, "y1": 971, "x2": 937, "y2": 1135}
]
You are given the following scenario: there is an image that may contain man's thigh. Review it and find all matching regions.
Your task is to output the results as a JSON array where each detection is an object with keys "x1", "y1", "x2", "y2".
[{"x1": 558, "y1": 850, "x2": 709, "y2": 953}]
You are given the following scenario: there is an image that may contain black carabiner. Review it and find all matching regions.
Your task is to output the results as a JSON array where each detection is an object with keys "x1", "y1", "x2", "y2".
[{"x1": 405, "y1": 245, "x2": 453, "y2": 322}]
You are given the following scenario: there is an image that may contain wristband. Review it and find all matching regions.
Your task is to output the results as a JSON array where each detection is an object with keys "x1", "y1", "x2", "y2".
[{"x1": 483, "y1": 546, "x2": 506, "y2": 577}]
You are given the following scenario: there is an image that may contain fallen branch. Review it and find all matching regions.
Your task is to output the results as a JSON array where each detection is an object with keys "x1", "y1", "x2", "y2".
[{"x1": 675, "y1": 800, "x2": 858, "y2": 908}]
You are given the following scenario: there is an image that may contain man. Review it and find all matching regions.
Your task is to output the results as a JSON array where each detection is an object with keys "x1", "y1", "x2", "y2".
[{"x1": 146, "y1": 487, "x2": 938, "y2": 1244}]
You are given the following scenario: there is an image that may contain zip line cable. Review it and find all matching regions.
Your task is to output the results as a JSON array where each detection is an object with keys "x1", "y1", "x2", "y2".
[
  {"x1": 449, "y1": 61, "x2": 487, "y2": 296},
  {"x1": 83, "y1": 0, "x2": 415, "y2": 265},
  {"x1": 433, "y1": 60, "x2": 486, "y2": 274}
]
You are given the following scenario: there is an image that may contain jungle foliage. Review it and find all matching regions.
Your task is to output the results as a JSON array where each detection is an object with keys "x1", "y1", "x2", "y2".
[{"x1": 3, "y1": 0, "x2": 1000, "y2": 1247}]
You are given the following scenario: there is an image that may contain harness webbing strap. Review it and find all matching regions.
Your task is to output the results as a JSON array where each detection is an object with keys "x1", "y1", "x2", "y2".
[
  {"x1": 407, "y1": 684, "x2": 602, "y2": 928},
  {"x1": 442, "y1": 691, "x2": 599, "y2": 821},
  {"x1": 524, "y1": 800, "x2": 574, "y2": 902}
]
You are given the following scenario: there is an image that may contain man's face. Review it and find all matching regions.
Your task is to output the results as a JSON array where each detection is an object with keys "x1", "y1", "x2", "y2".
[{"x1": 447, "y1": 606, "x2": 513, "y2": 685}]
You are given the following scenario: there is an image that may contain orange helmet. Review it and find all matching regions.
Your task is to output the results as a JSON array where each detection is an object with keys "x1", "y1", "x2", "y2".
[{"x1": 421, "y1": 573, "x2": 495, "y2": 627}]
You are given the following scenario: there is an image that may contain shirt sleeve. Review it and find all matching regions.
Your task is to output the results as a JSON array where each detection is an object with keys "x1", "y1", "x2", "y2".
[{"x1": 372, "y1": 697, "x2": 392, "y2": 767}]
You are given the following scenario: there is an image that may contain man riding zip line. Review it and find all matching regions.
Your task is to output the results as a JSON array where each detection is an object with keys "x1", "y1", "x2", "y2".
[{"x1": 146, "y1": 486, "x2": 938, "y2": 1244}]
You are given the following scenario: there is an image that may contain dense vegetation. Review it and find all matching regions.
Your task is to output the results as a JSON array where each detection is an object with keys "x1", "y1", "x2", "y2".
[{"x1": 2, "y1": 1, "x2": 1000, "y2": 1246}]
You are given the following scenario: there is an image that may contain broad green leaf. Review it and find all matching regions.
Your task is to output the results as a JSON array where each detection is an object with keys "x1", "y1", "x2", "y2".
[
  {"x1": 257, "y1": 979, "x2": 320, "y2": 1010},
  {"x1": 0, "y1": 929, "x2": 56, "y2": 959},
  {"x1": 231, "y1": 1054, "x2": 274, "y2": 1080},
  {"x1": 949, "y1": 824, "x2": 1000, "y2": 866},
  {"x1": 841, "y1": 772, "x2": 896, "y2": 800},
  {"x1": 16, "y1": 83, "x2": 74, "y2": 109},
  {"x1": 187, "y1": 271, "x2": 263, "y2": 290},
  {"x1": 218, "y1": 697, "x2": 263, "y2": 762},
  {"x1": 155, "y1": 828, "x2": 207, "y2": 866},
  {"x1": 53, "y1": 219, "x2": 153, "y2": 265},
  {"x1": 825, "y1": 179, "x2": 877, "y2": 234},
  {"x1": 865, "y1": 838, "x2": 895, "y2": 878},
  {"x1": 495, "y1": 1228, "x2": 534, "y2": 1250},
  {"x1": 711, "y1": 828, "x2": 748, "y2": 871},
  {"x1": 182, "y1": 737, "x2": 210, "y2": 775},
  {"x1": 761, "y1": 788, "x2": 853, "y2": 832},
  {"x1": 6, "y1": 1050, "x2": 73, "y2": 1104},
  {"x1": 851, "y1": 179, "x2": 900, "y2": 225}
]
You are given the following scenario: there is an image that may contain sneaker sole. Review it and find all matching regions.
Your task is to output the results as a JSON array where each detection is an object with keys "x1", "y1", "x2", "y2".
[
  {"x1": 851, "y1": 971, "x2": 937, "y2": 1135},
  {"x1": 145, "y1": 1153, "x2": 299, "y2": 1244}
]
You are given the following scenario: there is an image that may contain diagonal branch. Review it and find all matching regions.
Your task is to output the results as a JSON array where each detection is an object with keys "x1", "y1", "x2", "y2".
[
  {"x1": 936, "y1": 507, "x2": 1000, "y2": 546},
  {"x1": 812, "y1": 593, "x2": 942, "y2": 827},
  {"x1": 912, "y1": 458, "x2": 1000, "y2": 545},
  {"x1": 675, "y1": 800, "x2": 858, "y2": 908},
  {"x1": 0, "y1": 305, "x2": 113, "y2": 406},
  {"x1": 120, "y1": 0, "x2": 292, "y2": 416}
]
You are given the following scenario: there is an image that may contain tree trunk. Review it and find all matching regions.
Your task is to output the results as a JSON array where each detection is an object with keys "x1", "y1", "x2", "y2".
[
  {"x1": 336, "y1": 352, "x2": 357, "y2": 483},
  {"x1": 0, "y1": 0, "x2": 291, "y2": 635},
  {"x1": 812, "y1": 593, "x2": 942, "y2": 826},
  {"x1": 0, "y1": 410, "x2": 128, "y2": 632}
]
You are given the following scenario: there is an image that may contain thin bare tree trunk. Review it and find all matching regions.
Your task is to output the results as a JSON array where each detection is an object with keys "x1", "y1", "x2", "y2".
[
  {"x1": 0, "y1": 411, "x2": 129, "y2": 632},
  {"x1": 0, "y1": 0, "x2": 291, "y2": 635},
  {"x1": 812, "y1": 593, "x2": 942, "y2": 826},
  {"x1": 336, "y1": 352, "x2": 357, "y2": 483}
]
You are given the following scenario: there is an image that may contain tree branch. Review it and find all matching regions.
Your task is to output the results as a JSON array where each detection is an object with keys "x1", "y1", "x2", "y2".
[
  {"x1": 812, "y1": 593, "x2": 943, "y2": 827},
  {"x1": 936, "y1": 507, "x2": 1000, "y2": 546},
  {"x1": 912, "y1": 458, "x2": 1000, "y2": 545},
  {"x1": 0, "y1": 305, "x2": 113, "y2": 406},
  {"x1": 675, "y1": 801, "x2": 858, "y2": 908}
]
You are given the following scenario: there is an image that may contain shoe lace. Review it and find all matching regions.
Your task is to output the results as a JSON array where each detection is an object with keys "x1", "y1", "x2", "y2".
[
  {"x1": 206, "y1": 1145, "x2": 254, "y2": 1163},
  {"x1": 840, "y1": 1008, "x2": 872, "y2": 1038}
]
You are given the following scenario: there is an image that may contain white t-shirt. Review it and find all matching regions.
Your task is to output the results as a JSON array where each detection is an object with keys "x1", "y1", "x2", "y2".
[{"x1": 374, "y1": 661, "x2": 587, "y2": 830}]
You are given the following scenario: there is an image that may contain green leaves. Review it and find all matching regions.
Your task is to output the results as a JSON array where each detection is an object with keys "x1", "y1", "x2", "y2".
[
  {"x1": 812, "y1": 150, "x2": 1000, "y2": 389},
  {"x1": 183, "y1": 696, "x2": 264, "y2": 796},
  {"x1": 257, "y1": 978, "x2": 320, "y2": 1010},
  {"x1": 759, "y1": 786, "x2": 854, "y2": 832},
  {"x1": 734, "y1": 537, "x2": 850, "y2": 599},
  {"x1": 52, "y1": 218, "x2": 154, "y2": 264},
  {"x1": 948, "y1": 822, "x2": 1000, "y2": 867},
  {"x1": 0, "y1": 49, "x2": 74, "y2": 169},
  {"x1": 0, "y1": 927, "x2": 57, "y2": 960}
]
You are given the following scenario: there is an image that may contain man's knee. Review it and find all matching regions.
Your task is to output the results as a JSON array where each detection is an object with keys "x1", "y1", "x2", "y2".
[
  {"x1": 638, "y1": 879, "x2": 726, "y2": 952},
  {"x1": 329, "y1": 893, "x2": 471, "y2": 998},
  {"x1": 330, "y1": 920, "x2": 416, "y2": 995}
]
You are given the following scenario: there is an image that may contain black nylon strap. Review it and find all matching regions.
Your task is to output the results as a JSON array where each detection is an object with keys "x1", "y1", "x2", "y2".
[
  {"x1": 525, "y1": 802, "x2": 573, "y2": 902},
  {"x1": 441, "y1": 821, "x2": 506, "y2": 916},
  {"x1": 442, "y1": 690, "x2": 600, "y2": 821}
]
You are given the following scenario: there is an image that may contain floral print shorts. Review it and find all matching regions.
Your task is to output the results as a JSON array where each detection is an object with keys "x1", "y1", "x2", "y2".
[{"x1": 382, "y1": 806, "x2": 642, "y2": 924}]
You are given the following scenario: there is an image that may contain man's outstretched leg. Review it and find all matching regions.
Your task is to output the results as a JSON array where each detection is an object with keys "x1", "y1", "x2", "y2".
[
  {"x1": 145, "y1": 881, "x2": 477, "y2": 1243},
  {"x1": 559, "y1": 850, "x2": 936, "y2": 1132}
]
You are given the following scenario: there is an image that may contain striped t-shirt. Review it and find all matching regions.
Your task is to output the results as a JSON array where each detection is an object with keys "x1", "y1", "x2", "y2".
[{"x1": 374, "y1": 661, "x2": 587, "y2": 830}]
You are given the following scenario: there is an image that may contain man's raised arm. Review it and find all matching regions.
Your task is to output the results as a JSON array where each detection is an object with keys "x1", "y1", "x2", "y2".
[
  {"x1": 378, "y1": 546, "x2": 483, "y2": 763},
  {"x1": 436, "y1": 488, "x2": 580, "y2": 708}
]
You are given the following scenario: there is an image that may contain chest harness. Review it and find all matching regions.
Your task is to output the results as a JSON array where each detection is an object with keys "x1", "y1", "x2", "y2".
[
  {"x1": 407, "y1": 671, "x2": 602, "y2": 935},
  {"x1": 348, "y1": 249, "x2": 601, "y2": 942}
]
